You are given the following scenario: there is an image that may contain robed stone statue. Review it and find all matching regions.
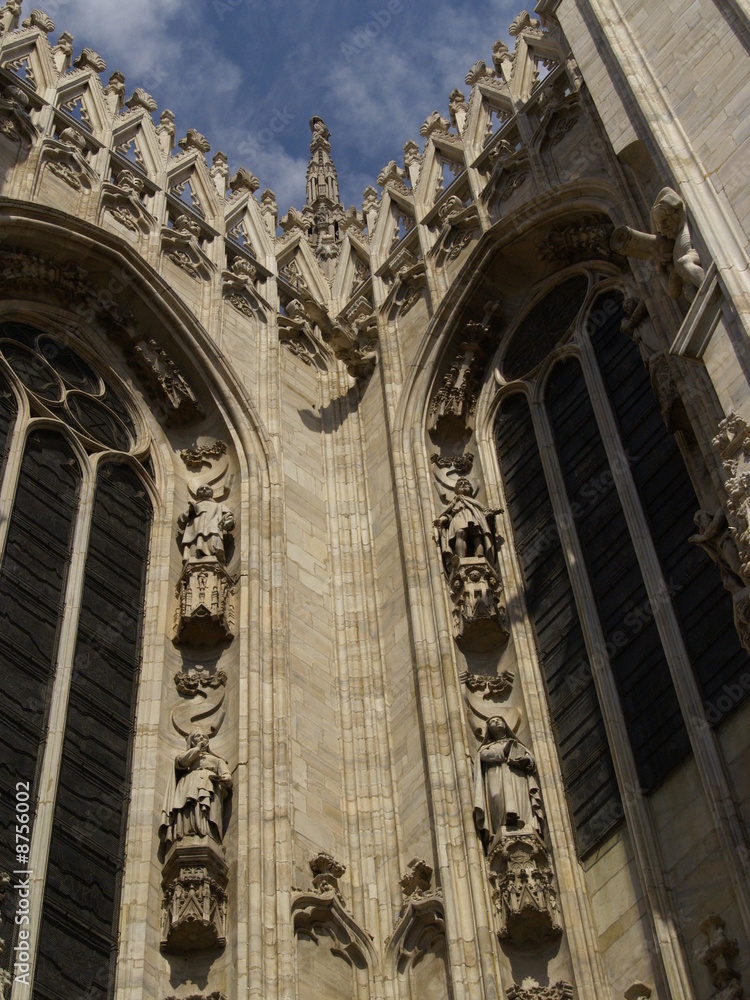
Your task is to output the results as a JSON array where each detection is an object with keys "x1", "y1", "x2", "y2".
[
  {"x1": 473, "y1": 716, "x2": 544, "y2": 851},
  {"x1": 159, "y1": 730, "x2": 233, "y2": 851}
]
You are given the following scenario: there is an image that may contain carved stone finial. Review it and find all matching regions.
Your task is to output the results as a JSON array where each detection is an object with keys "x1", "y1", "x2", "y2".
[
  {"x1": 22, "y1": 8, "x2": 55, "y2": 32},
  {"x1": 73, "y1": 47, "x2": 106, "y2": 73},
  {"x1": 0, "y1": 1, "x2": 22, "y2": 34},
  {"x1": 125, "y1": 87, "x2": 157, "y2": 113},
  {"x1": 509, "y1": 10, "x2": 540, "y2": 36},
  {"x1": 178, "y1": 128, "x2": 211, "y2": 155},
  {"x1": 465, "y1": 60, "x2": 492, "y2": 86},
  {"x1": 399, "y1": 858, "x2": 434, "y2": 898},
  {"x1": 420, "y1": 110, "x2": 451, "y2": 139},
  {"x1": 492, "y1": 39, "x2": 513, "y2": 71},
  {"x1": 229, "y1": 166, "x2": 260, "y2": 195},
  {"x1": 309, "y1": 851, "x2": 346, "y2": 895},
  {"x1": 403, "y1": 139, "x2": 421, "y2": 167},
  {"x1": 362, "y1": 185, "x2": 379, "y2": 214}
]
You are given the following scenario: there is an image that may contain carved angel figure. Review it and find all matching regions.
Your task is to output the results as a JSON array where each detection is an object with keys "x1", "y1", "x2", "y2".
[
  {"x1": 177, "y1": 484, "x2": 234, "y2": 564},
  {"x1": 473, "y1": 716, "x2": 544, "y2": 851},
  {"x1": 434, "y1": 478, "x2": 500, "y2": 572},
  {"x1": 159, "y1": 730, "x2": 232, "y2": 850}
]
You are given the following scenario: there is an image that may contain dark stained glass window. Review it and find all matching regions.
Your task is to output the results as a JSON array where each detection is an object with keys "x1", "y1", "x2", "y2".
[
  {"x1": 0, "y1": 431, "x2": 81, "y2": 981},
  {"x1": 589, "y1": 291, "x2": 750, "y2": 719},
  {"x1": 495, "y1": 393, "x2": 621, "y2": 853},
  {"x1": 546, "y1": 358, "x2": 690, "y2": 790},
  {"x1": 33, "y1": 463, "x2": 152, "y2": 1000}
]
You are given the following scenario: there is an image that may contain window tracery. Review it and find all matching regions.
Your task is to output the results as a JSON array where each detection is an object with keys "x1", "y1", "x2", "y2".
[{"x1": 0, "y1": 320, "x2": 153, "y2": 998}]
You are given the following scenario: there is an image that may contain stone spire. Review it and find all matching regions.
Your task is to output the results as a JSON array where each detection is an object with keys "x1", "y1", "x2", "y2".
[
  {"x1": 303, "y1": 116, "x2": 347, "y2": 276},
  {"x1": 306, "y1": 116, "x2": 341, "y2": 209}
]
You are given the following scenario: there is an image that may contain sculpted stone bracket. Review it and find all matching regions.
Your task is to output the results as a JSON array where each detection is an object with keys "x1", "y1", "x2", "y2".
[
  {"x1": 161, "y1": 216, "x2": 216, "y2": 282},
  {"x1": 488, "y1": 833, "x2": 562, "y2": 946},
  {"x1": 0, "y1": 82, "x2": 37, "y2": 147},
  {"x1": 160, "y1": 842, "x2": 228, "y2": 954},
  {"x1": 278, "y1": 299, "x2": 325, "y2": 368},
  {"x1": 429, "y1": 198, "x2": 480, "y2": 268},
  {"x1": 302, "y1": 296, "x2": 378, "y2": 381},
  {"x1": 696, "y1": 913, "x2": 746, "y2": 1000},
  {"x1": 100, "y1": 169, "x2": 156, "y2": 236},
  {"x1": 292, "y1": 853, "x2": 376, "y2": 974},
  {"x1": 39, "y1": 127, "x2": 98, "y2": 192},
  {"x1": 222, "y1": 257, "x2": 266, "y2": 318},
  {"x1": 449, "y1": 556, "x2": 508, "y2": 646},
  {"x1": 128, "y1": 337, "x2": 204, "y2": 426},
  {"x1": 387, "y1": 859, "x2": 445, "y2": 975},
  {"x1": 434, "y1": 478, "x2": 507, "y2": 647},
  {"x1": 174, "y1": 561, "x2": 236, "y2": 646}
]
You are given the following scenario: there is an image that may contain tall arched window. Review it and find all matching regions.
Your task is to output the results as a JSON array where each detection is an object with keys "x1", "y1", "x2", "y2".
[
  {"x1": 493, "y1": 279, "x2": 748, "y2": 854},
  {"x1": 0, "y1": 322, "x2": 153, "y2": 999}
]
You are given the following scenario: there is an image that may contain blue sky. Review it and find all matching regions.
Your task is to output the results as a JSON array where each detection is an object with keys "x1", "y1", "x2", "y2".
[{"x1": 39, "y1": 0, "x2": 519, "y2": 211}]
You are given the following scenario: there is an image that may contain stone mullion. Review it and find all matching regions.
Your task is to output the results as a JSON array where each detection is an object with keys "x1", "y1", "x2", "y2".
[
  {"x1": 390, "y1": 374, "x2": 502, "y2": 999},
  {"x1": 14, "y1": 456, "x2": 95, "y2": 1000},
  {"x1": 474, "y1": 401, "x2": 612, "y2": 999},
  {"x1": 577, "y1": 329, "x2": 750, "y2": 939},
  {"x1": 0, "y1": 373, "x2": 28, "y2": 566},
  {"x1": 529, "y1": 392, "x2": 697, "y2": 1000}
]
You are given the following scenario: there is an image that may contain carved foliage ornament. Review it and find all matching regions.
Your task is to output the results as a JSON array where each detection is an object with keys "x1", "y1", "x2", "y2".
[{"x1": 507, "y1": 983, "x2": 573, "y2": 1000}]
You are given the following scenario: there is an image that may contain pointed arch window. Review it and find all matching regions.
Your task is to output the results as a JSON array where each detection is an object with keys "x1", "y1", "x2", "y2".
[
  {"x1": 0, "y1": 322, "x2": 153, "y2": 999},
  {"x1": 493, "y1": 279, "x2": 748, "y2": 854}
]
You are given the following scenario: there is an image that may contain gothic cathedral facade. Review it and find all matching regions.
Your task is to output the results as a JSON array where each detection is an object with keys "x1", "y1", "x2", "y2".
[{"x1": 0, "y1": 2, "x2": 749, "y2": 999}]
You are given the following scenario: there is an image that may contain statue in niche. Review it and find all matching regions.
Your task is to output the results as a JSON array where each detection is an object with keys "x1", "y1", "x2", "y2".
[
  {"x1": 159, "y1": 730, "x2": 232, "y2": 851},
  {"x1": 690, "y1": 508, "x2": 746, "y2": 594},
  {"x1": 177, "y1": 484, "x2": 235, "y2": 564},
  {"x1": 473, "y1": 716, "x2": 544, "y2": 851},
  {"x1": 434, "y1": 477, "x2": 500, "y2": 573}
]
